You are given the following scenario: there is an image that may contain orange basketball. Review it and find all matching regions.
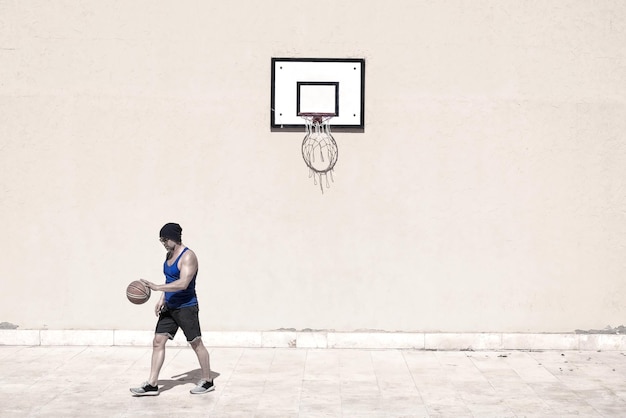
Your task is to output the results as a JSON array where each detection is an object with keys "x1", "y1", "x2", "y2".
[{"x1": 126, "y1": 280, "x2": 151, "y2": 304}]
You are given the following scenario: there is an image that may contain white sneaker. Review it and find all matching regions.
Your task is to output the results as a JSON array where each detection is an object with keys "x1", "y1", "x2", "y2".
[
  {"x1": 190, "y1": 379, "x2": 214, "y2": 394},
  {"x1": 130, "y1": 381, "x2": 159, "y2": 396}
]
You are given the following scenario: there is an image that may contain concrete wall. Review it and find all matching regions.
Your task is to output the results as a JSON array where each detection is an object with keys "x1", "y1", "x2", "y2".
[{"x1": 1, "y1": 1, "x2": 625, "y2": 333}]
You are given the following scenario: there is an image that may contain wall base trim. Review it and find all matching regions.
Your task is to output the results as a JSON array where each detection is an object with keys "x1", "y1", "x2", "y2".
[{"x1": 0, "y1": 330, "x2": 624, "y2": 351}]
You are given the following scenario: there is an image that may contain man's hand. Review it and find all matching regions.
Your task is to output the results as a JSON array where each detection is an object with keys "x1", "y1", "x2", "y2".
[
  {"x1": 154, "y1": 298, "x2": 165, "y2": 317},
  {"x1": 141, "y1": 279, "x2": 158, "y2": 291}
]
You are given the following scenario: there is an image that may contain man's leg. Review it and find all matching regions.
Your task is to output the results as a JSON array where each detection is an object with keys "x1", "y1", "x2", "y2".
[
  {"x1": 175, "y1": 305, "x2": 214, "y2": 393},
  {"x1": 176, "y1": 305, "x2": 211, "y2": 382},
  {"x1": 190, "y1": 337, "x2": 211, "y2": 382},
  {"x1": 148, "y1": 333, "x2": 169, "y2": 386}
]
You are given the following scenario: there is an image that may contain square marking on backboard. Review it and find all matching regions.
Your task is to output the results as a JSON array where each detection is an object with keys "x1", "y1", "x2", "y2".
[
  {"x1": 297, "y1": 82, "x2": 338, "y2": 116},
  {"x1": 271, "y1": 58, "x2": 365, "y2": 129}
]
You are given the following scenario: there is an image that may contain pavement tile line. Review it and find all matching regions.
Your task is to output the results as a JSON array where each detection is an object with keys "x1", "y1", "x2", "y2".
[
  {"x1": 213, "y1": 347, "x2": 249, "y2": 413},
  {"x1": 400, "y1": 350, "x2": 427, "y2": 405}
]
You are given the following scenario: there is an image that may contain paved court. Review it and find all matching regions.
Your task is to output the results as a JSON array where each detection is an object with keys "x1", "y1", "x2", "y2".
[{"x1": 1, "y1": 345, "x2": 625, "y2": 417}]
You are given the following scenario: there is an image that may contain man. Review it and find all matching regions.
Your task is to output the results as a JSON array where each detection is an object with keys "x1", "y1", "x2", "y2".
[{"x1": 130, "y1": 223, "x2": 214, "y2": 396}]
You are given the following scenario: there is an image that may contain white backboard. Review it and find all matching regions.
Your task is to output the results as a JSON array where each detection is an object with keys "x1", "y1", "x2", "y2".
[{"x1": 271, "y1": 58, "x2": 365, "y2": 129}]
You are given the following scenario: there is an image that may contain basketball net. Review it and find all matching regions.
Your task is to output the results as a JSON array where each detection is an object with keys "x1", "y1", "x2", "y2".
[{"x1": 300, "y1": 114, "x2": 338, "y2": 193}]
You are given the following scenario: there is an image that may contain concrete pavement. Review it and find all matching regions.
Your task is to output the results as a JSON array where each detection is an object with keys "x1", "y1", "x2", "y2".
[{"x1": 1, "y1": 345, "x2": 625, "y2": 417}]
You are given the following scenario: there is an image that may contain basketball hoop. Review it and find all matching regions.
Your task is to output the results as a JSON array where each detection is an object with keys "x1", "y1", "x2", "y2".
[{"x1": 299, "y1": 112, "x2": 338, "y2": 193}]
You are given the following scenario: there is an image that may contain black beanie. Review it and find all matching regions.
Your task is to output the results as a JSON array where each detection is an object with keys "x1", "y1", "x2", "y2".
[{"x1": 160, "y1": 223, "x2": 182, "y2": 242}]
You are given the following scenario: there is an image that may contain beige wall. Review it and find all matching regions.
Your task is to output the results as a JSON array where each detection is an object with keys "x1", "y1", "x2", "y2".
[{"x1": 1, "y1": 1, "x2": 625, "y2": 333}]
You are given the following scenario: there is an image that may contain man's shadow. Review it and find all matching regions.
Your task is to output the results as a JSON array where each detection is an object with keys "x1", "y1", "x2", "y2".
[{"x1": 158, "y1": 369, "x2": 221, "y2": 393}]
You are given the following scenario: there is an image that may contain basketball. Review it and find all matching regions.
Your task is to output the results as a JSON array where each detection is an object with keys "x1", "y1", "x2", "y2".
[{"x1": 126, "y1": 280, "x2": 151, "y2": 305}]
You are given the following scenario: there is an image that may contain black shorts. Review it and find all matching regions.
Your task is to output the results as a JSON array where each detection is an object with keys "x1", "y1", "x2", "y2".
[{"x1": 155, "y1": 304, "x2": 202, "y2": 342}]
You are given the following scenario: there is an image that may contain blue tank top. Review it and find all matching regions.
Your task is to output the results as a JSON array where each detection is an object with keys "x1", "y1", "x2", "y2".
[{"x1": 163, "y1": 247, "x2": 198, "y2": 309}]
